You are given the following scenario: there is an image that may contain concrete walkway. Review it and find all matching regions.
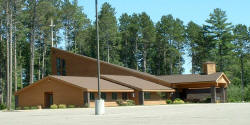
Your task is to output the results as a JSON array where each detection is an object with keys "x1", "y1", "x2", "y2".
[{"x1": 0, "y1": 103, "x2": 249, "y2": 125}]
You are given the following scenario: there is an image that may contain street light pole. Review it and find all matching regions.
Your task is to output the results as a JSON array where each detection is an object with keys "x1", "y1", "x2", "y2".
[
  {"x1": 95, "y1": 0, "x2": 104, "y2": 115},
  {"x1": 96, "y1": 0, "x2": 101, "y2": 101}
]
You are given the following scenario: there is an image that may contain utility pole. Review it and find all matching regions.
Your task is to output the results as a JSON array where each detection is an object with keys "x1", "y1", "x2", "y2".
[
  {"x1": 95, "y1": 0, "x2": 104, "y2": 115},
  {"x1": 50, "y1": 18, "x2": 55, "y2": 47}
]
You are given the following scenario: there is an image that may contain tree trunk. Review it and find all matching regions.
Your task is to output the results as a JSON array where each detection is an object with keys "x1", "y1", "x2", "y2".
[
  {"x1": 9, "y1": 0, "x2": 13, "y2": 108},
  {"x1": 135, "y1": 38, "x2": 138, "y2": 70},
  {"x1": 240, "y1": 54, "x2": 244, "y2": 101},
  {"x1": 20, "y1": 64, "x2": 23, "y2": 89},
  {"x1": 219, "y1": 44, "x2": 223, "y2": 72},
  {"x1": 107, "y1": 41, "x2": 110, "y2": 63},
  {"x1": 14, "y1": 18, "x2": 17, "y2": 92},
  {"x1": 42, "y1": 43, "x2": 46, "y2": 78},
  {"x1": 0, "y1": 19, "x2": 3, "y2": 104},
  {"x1": 30, "y1": 0, "x2": 37, "y2": 84},
  {"x1": 191, "y1": 51, "x2": 195, "y2": 74},
  {"x1": 38, "y1": 55, "x2": 40, "y2": 80},
  {"x1": 19, "y1": 50, "x2": 23, "y2": 89},
  {"x1": 6, "y1": 0, "x2": 10, "y2": 110},
  {"x1": 143, "y1": 44, "x2": 147, "y2": 72}
]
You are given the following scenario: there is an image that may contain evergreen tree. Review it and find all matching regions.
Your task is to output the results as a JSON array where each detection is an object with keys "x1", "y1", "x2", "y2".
[
  {"x1": 205, "y1": 8, "x2": 233, "y2": 72},
  {"x1": 98, "y1": 2, "x2": 120, "y2": 64}
]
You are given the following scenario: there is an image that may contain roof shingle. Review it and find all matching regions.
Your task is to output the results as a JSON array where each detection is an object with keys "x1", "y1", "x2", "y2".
[
  {"x1": 51, "y1": 75, "x2": 133, "y2": 92},
  {"x1": 101, "y1": 75, "x2": 174, "y2": 91},
  {"x1": 157, "y1": 72, "x2": 223, "y2": 84}
]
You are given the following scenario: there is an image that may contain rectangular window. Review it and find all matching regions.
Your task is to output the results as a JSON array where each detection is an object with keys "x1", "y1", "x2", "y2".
[
  {"x1": 90, "y1": 92, "x2": 95, "y2": 100},
  {"x1": 112, "y1": 93, "x2": 117, "y2": 100},
  {"x1": 144, "y1": 92, "x2": 151, "y2": 99},
  {"x1": 161, "y1": 92, "x2": 167, "y2": 99},
  {"x1": 122, "y1": 92, "x2": 127, "y2": 100},
  {"x1": 56, "y1": 58, "x2": 61, "y2": 75},
  {"x1": 62, "y1": 59, "x2": 66, "y2": 76},
  {"x1": 101, "y1": 92, "x2": 106, "y2": 100}
]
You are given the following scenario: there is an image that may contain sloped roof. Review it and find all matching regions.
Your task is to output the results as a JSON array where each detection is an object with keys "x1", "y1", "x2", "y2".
[
  {"x1": 101, "y1": 75, "x2": 174, "y2": 92},
  {"x1": 15, "y1": 76, "x2": 134, "y2": 95},
  {"x1": 157, "y1": 72, "x2": 230, "y2": 84},
  {"x1": 50, "y1": 75, "x2": 133, "y2": 92},
  {"x1": 51, "y1": 47, "x2": 172, "y2": 87}
]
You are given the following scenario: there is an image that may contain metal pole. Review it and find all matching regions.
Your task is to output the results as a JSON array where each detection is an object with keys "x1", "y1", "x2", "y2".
[
  {"x1": 95, "y1": 0, "x2": 104, "y2": 115},
  {"x1": 96, "y1": 0, "x2": 101, "y2": 100}
]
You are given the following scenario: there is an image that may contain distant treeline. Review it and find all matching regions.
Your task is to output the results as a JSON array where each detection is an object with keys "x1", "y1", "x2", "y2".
[{"x1": 0, "y1": 0, "x2": 249, "y2": 104}]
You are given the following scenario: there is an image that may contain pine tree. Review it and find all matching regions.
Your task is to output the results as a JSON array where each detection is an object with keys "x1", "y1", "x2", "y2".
[
  {"x1": 98, "y1": 2, "x2": 120, "y2": 64},
  {"x1": 138, "y1": 12, "x2": 155, "y2": 72},
  {"x1": 233, "y1": 24, "x2": 250, "y2": 101},
  {"x1": 205, "y1": 8, "x2": 233, "y2": 72}
]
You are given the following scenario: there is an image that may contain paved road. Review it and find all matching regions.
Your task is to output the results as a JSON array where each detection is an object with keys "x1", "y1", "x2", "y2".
[{"x1": 0, "y1": 103, "x2": 250, "y2": 125}]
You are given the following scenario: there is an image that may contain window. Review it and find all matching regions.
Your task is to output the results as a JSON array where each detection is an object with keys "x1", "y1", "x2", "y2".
[
  {"x1": 56, "y1": 58, "x2": 61, "y2": 75},
  {"x1": 101, "y1": 92, "x2": 106, "y2": 100},
  {"x1": 144, "y1": 92, "x2": 151, "y2": 99},
  {"x1": 62, "y1": 59, "x2": 66, "y2": 76},
  {"x1": 112, "y1": 93, "x2": 117, "y2": 100},
  {"x1": 90, "y1": 92, "x2": 95, "y2": 100},
  {"x1": 161, "y1": 92, "x2": 167, "y2": 99},
  {"x1": 56, "y1": 58, "x2": 66, "y2": 76},
  {"x1": 122, "y1": 92, "x2": 127, "y2": 100}
]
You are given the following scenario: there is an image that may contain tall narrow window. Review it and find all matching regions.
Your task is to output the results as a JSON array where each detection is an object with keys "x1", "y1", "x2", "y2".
[
  {"x1": 62, "y1": 59, "x2": 66, "y2": 76},
  {"x1": 90, "y1": 92, "x2": 95, "y2": 100},
  {"x1": 56, "y1": 58, "x2": 61, "y2": 75},
  {"x1": 112, "y1": 93, "x2": 117, "y2": 100},
  {"x1": 101, "y1": 92, "x2": 106, "y2": 100},
  {"x1": 122, "y1": 92, "x2": 127, "y2": 100}
]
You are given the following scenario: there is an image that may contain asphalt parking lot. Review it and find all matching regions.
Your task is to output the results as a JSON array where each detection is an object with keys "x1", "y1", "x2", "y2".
[{"x1": 0, "y1": 103, "x2": 249, "y2": 125}]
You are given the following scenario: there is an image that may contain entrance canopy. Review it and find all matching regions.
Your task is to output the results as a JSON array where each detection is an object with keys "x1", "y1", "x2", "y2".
[{"x1": 157, "y1": 72, "x2": 230, "y2": 89}]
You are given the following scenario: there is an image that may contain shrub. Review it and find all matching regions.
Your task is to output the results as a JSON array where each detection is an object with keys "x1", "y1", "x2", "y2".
[
  {"x1": 0, "y1": 104, "x2": 6, "y2": 110},
  {"x1": 58, "y1": 104, "x2": 66, "y2": 109},
  {"x1": 68, "y1": 105, "x2": 75, "y2": 108},
  {"x1": 50, "y1": 104, "x2": 58, "y2": 109},
  {"x1": 30, "y1": 106, "x2": 38, "y2": 110},
  {"x1": 201, "y1": 98, "x2": 211, "y2": 103},
  {"x1": 116, "y1": 99, "x2": 124, "y2": 106},
  {"x1": 116, "y1": 99, "x2": 135, "y2": 106},
  {"x1": 126, "y1": 100, "x2": 135, "y2": 106},
  {"x1": 16, "y1": 107, "x2": 22, "y2": 110},
  {"x1": 173, "y1": 98, "x2": 185, "y2": 104},
  {"x1": 166, "y1": 99, "x2": 173, "y2": 104},
  {"x1": 23, "y1": 107, "x2": 30, "y2": 110}
]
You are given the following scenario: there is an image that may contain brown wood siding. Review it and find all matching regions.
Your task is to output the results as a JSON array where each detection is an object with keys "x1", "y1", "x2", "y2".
[
  {"x1": 144, "y1": 92, "x2": 166, "y2": 105},
  {"x1": 18, "y1": 78, "x2": 83, "y2": 108}
]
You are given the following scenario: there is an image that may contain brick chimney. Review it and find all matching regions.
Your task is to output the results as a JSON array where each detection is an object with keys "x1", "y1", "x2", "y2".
[{"x1": 203, "y1": 61, "x2": 216, "y2": 75}]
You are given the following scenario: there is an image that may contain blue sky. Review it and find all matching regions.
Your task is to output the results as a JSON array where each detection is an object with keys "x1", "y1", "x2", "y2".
[{"x1": 77, "y1": 0, "x2": 250, "y2": 74}]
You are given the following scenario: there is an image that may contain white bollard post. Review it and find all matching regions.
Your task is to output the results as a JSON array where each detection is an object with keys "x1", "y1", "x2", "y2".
[{"x1": 95, "y1": 99, "x2": 105, "y2": 115}]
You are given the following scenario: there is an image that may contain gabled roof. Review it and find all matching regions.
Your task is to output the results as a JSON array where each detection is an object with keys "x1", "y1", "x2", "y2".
[
  {"x1": 15, "y1": 76, "x2": 134, "y2": 95},
  {"x1": 51, "y1": 75, "x2": 133, "y2": 92},
  {"x1": 157, "y1": 72, "x2": 230, "y2": 84},
  {"x1": 101, "y1": 75, "x2": 174, "y2": 92}
]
